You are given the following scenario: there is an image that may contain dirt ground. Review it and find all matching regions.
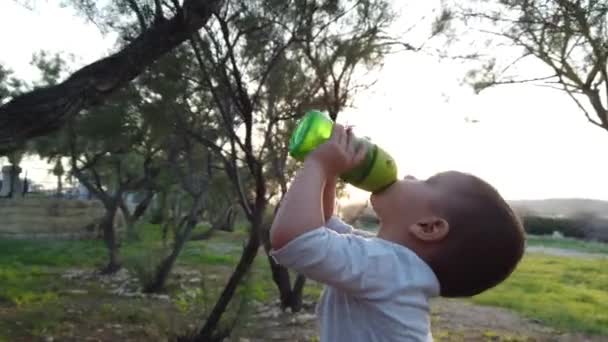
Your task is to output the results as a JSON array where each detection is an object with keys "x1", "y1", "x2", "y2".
[
  {"x1": 236, "y1": 297, "x2": 605, "y2": 342},
  {"x1": 2, "y1": 292, "x2": 605, "y2": 342},
  {"x1": 2, "y1": 266, "x2": 605, "y2": 342}
]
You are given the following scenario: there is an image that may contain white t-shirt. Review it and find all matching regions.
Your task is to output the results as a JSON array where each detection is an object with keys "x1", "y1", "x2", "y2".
[{"x1": 271, "y1": 216, "x2": 440, "y2": 342}]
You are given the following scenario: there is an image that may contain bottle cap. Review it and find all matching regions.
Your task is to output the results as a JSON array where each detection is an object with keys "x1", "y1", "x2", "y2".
[{"x1": 288, "y1": 110, "x2": 332, "y2": 161}]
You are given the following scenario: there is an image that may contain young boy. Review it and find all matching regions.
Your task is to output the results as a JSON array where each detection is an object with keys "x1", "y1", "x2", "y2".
[{"x1": 270, "y1": 124, "x2": 525, "y2": 341}]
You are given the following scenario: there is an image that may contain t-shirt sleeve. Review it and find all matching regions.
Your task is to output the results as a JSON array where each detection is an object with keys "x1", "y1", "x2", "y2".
[
  {"x1": 270, "y1": 226, "x2": 394, "y2": 298},
  {"x1": 325, "y1": 216, "x2": 354, "y2": 234},
  {"x1": 326, "y1": 216, "x2": 376, "y2": 238}
]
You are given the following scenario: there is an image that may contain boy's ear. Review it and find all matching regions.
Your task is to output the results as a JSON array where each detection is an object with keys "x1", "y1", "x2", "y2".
[{"x1": 408, "y1": 217, "x2": 449, "y2": 242}]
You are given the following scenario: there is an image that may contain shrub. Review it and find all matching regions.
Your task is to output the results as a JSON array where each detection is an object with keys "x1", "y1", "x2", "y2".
[
  {"x1": 123, "y1": 247, "x2": 168, "y2": 290},
  {"x1": 521, "y1": 216, "x2": 586, "y2": 239}
]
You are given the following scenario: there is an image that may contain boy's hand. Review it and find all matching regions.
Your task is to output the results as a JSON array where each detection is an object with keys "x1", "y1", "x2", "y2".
[{"x1": 307, "y1": 124, "x2": 367, "y2": 177}]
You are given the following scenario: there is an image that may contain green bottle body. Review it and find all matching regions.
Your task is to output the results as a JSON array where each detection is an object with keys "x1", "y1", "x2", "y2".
[{"x1": 288, "y1": 110, "x2": 398, "y2": 193}]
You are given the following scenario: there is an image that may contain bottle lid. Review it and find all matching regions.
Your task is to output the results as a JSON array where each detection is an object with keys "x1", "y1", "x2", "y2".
[{"x1": 288, "y1": 110, "x2": 332, "y2": 161}]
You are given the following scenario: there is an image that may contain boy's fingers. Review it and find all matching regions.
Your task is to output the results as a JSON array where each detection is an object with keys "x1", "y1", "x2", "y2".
[
  {"x1": 345, "y1": 127, "x2": 354, "y2": 150},
  {"x1": 333, "y1": 124, "x2": 346, "y2": 146},
  {"x1": 353, "y1": 144, "x2": 367, "y2": 164}
]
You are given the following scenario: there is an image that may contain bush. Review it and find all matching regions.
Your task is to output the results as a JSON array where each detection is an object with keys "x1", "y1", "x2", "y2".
[
  {"x1": 522, "y1": 216, "x2": 586, "y2": 239},
  {"x1": 123, "y1": 247, "x2": 168, "y2": 290}
]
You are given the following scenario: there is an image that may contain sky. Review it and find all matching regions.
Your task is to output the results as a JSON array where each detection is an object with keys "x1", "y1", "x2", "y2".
[{"x1": 1, "y1": 0, "x2": 608, "y2": 201}]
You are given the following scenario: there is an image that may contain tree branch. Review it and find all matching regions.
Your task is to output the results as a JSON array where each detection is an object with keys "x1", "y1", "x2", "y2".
[
  {"x1": 0, "y1": 0, "x2": 224, "y2": 151},
  {"x1": 154, "y1": 0, "x2": 164, "y2": 22},
  {"x1": 126, "y1": 0, "x2": 148, "y2": 31},
  {"x1": 189, "y1": 32, "x2": 247, "y2": 154}
]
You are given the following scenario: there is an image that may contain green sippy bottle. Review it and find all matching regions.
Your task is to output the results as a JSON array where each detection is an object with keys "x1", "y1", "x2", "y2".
[{"x1": 288, "y1": 110, "x2": 398, "y2": 193}]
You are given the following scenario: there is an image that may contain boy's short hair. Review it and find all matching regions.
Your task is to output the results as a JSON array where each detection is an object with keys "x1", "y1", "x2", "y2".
[{"x1": 427, "y1": 172, "x2": 525, "y2": 297}]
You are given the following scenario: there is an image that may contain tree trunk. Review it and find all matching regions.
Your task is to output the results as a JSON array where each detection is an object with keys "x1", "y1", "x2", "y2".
[
  {"x1": 133, "y1": 191, "x2": 154, "y2": 221},
  {"x1": 57, "y1": 175, "x2": 63, "y2": 196},
  {"x1": 161, "y1": 221, "x2": 170, "y2": 246},
  {"x1": 144, "y1": 218, "x2": 198, "y2": 293},
  {"x1": 265, "y1": 252, "x2": 306, "y2": 312},
  {"x1": 212, "y1": 205, "x2": 236, "y2": 232},
  {"x1": 260, "y1": 224, "x2": 306, "y2": 312},
  {"x1": 7, "y1": 165, "x2": 18, "y2": 198},
  {"x1": 268, "y1": 255, "x2": 293, "y2": 306},
  {"x1": 192, "y1": 230, "x2": 261, "y2": 341},
  {"x1": 291, "y1": 274, "x2": 306, "y2": 312},
  {"x1": 100, "y1": 206, "x2": 121, "y2": 274}
]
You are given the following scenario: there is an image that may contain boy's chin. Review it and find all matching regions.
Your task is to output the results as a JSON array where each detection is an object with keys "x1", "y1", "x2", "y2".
[
  {"x1": 370, "y1": 186, "x2": 389, "y2": 208},
  {"x1": 370, "y1": 180, "x2": 397, "y2": 199}
]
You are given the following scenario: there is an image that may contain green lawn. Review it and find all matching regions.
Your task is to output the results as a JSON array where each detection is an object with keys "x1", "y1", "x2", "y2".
[
  {"x1": 472, "y1": 253, "x2": 608, "y2": 335},
  {"x1": 0, "y1": 225, "x2": 607, "y2": 339},
  {"x1": 0, "y1": 224, "x2": 289, "y2": 340}
]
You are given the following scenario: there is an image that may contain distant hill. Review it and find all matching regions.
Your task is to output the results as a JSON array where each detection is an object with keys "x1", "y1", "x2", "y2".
[{"x1": 509, "y1": 199, "x2": 608, "y2": 218}]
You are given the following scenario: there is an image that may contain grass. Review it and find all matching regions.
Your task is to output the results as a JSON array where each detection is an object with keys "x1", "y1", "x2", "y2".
[
  {"x1": 526, "y1": 234, "x2": 608, "y2": 254},
  {"x1": 0, "y1": 223, "x2": 253, "y2": 341},
  {"x1": 0, "y1": 223, "x2": 607, "y2": 340},
  {"x1": 472, "y1": 253, "x2": 608, "y2": 335},
  {"x1": 0, "y1": 239, "x2": 106, "y2": 267}
]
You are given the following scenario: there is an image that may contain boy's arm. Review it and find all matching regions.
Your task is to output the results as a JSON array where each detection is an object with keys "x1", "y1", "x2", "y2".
[
  {"x1": 271, "y1": 125, "x2": 396, "y2": 298},
  {"x1": 270, "y1": 159, "x2": 327, "y2": 250},
  {"x1": 323, "y1": 177, "x2": 375, "y2": 238},
  {"x1": 270, "y1": 124, "x2": 365, "y2": 250},
  {"x1": 323, "y1": 175, "x2": 337, "y2": 222}
]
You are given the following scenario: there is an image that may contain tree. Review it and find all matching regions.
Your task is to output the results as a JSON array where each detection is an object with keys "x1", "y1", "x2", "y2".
[
  {"x1": 0, "y1": 0, "x2": 223, "y2": 152},
  {"x1": 126, "y1": 49, "x2": 227, "y2": 292},
  {"x1": 6, "y1": 1, "x2": 403, "y2": 339},
  {"x1": 67, "y1": 109, "x2": 161, "y2": 273},
  {"x1": 31, "y1": 74, "x2": 163, "y2": 273},
  {"x1": 439, "y1": 0, "x2": 608, "y2": 133},
  {"x1": 3, "y1": 150, "x2": 24, "y2": 198},
  {"x1": 173, "y1": 0, "x2": 397, "y2": 339},
  {"x1": 142, "y1": 132, "x2": 212, "y2": 293},
  {"x1": 0, "y1": 64, "x2": 27, "y2": 198},
  {"x1": 51, "y1": 159, "x2": 65, "y2": 196}
]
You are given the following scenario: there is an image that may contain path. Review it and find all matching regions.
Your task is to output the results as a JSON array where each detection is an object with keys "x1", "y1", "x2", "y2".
[
  {"x1": 526, "y1": 246, "x2": 607, "y2": 259},
  {"x1": 234, "y1": 298, "x2": 605, "y2": 342}
]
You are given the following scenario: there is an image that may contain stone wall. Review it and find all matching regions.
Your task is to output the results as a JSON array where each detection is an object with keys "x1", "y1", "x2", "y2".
[{"x1": 0, "y1": 198, "x2": 123, "y2": 239}]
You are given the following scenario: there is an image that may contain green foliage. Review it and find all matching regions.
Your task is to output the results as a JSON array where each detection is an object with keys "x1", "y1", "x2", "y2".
[
  {"x1": 123, "y1": 245, "x2": 167, "y2": 290},
  {"x1": 439, "y1": 0, "x2": 608, "y2": 131},
  {"x1": 473, "y1": 254, "x2": 608, "y2": 335},
  {"x1": 0, "y1": 63, "x2": 26, "y2": 105},
  {"x1": 522, "y1": 216, "x2": 587, "y2": 238},
  {"x1": 175, "y1": 287, "x2": 209, "y2": 314},
  {"x1": 0, "y1": 265, "x2": 60, "y2": 307},
  {"x1": 31, "y1": 51, "x2": 71, "y2": 86}
]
